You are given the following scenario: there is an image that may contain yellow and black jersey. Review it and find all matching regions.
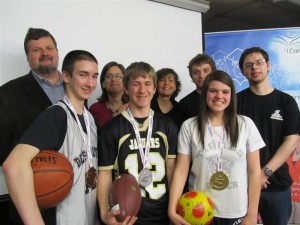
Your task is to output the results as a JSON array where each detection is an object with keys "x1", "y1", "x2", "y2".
[{"x1": 98, "y1": 109, "x2": 178, "y2": 225}]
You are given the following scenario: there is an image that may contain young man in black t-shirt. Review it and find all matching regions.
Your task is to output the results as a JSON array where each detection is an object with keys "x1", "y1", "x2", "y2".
[{"x1": 237, "y1": 47, "x2": 300, "y2": 225}]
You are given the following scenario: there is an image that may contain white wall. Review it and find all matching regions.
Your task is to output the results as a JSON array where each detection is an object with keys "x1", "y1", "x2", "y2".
[
  {"x1": 0, "y1": 0, "x2": 203, "y2": 194},
  {"x1": 0, "y1": 0, "x2": 203, "y2": 104}
]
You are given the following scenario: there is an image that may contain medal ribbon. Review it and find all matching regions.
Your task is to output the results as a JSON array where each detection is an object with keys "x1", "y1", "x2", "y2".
[
  {"x1": 127, "y1": 108, "x2": 153, "y2": 169},
  {"x1": 207, "y1": 120, "x2": 225, "y2": 172},
  {"x1": 63, "y1": 96, "x2": 93, "y2": 167}
]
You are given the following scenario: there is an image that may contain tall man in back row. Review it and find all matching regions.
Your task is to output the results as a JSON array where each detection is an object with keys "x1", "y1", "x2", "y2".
[
  {"x1": 179, "y1": 53, "x2": 216, "y2": 121},
  {"x1": 98, "y1": 62, "x2": 178, "y2": 225},
  {"x1": 237, "y1": 47, "x2": 300, "y2": 225},
  {"x1": 0, "y1": 27, "x2": 64, "y2": 225}
]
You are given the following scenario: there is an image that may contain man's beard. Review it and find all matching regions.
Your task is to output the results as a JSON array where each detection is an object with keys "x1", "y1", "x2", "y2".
[{"x1": 37, "y1": 64, "x2": 57, "y2": 75}]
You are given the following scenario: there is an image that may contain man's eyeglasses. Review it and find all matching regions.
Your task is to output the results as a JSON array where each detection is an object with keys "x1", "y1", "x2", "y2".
[
  {"x1": 105, "y1": 73, "x2": 123, "y2": 80},
  {"x1": 244, "y1": 59, "x2": 266, "y2": 70}
]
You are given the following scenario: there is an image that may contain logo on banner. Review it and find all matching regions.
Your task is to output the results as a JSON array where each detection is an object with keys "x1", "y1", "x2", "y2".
[{"x1": 272, "y1": 31, "x2": 300, "y2": 54}]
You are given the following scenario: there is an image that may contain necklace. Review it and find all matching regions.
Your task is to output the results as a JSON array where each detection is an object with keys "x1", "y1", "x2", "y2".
[
  {"x1": 106, "y1": 102, "x2": 122, "y2": 115},
  {"x1": 135, "y1": 117, "x2": 147, "y2": 128},
  {"x1": 137, "y1": 121, "x2": 144, "y2": 128}
]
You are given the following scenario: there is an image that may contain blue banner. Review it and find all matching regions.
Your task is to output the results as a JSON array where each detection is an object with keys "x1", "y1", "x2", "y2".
[{"x1": 205, "y1": 28, "x2": 300, "y2": 107}]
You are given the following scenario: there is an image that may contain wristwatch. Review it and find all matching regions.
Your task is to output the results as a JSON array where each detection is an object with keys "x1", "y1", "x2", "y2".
[{"x1": 263, "y1": 167, "x2": 273, "y2": 177}]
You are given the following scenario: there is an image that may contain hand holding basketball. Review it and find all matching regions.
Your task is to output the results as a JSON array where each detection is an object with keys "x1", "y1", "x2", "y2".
[{"x1": 31, "y1": 150, "x2": 74, "y2": 209}]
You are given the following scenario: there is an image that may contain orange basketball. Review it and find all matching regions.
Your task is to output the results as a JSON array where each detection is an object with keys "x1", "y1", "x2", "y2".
[{"x1": 31, "y1": 150, "x2": 74, "y2": 209}]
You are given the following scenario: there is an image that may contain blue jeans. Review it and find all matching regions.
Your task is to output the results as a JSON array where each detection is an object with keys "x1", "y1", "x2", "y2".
[{"x1": 259, "y1": 188, "x2": 292, "y2": 225}]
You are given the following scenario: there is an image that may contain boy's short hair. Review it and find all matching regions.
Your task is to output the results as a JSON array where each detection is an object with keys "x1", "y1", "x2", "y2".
[
  {"x1": 62, "y1": 50, "x2": 98, "y2": 76},
  {"x1": 239, "y1": 47, "x2": 269, "y2": 70},
  {"x1": 188, "y1": 53, "x2": 216, "y2": 77},
  {"x1": 123, "y1": 62, "x2": 157, "y2": 89}
]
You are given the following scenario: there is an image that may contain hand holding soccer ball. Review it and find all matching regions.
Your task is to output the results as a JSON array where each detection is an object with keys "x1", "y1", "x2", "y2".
[{"x1": 176, "y1": 191, "x2": 214, "y2": 225}]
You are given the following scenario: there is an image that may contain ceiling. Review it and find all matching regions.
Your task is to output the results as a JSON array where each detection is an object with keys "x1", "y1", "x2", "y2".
[{"x1": 201, "y1": 0, "x2": 300, "y2": 33}]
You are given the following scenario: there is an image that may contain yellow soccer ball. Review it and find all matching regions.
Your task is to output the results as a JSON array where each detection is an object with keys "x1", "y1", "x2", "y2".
[{"x1": 176, "y1": 191, "x2": 214, "y2": 225}]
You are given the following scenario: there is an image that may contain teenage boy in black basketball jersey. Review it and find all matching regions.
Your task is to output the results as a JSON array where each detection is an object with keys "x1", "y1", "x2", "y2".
[
  {"x1": 3, "y1": 50, "x2": 99, "y2": 225},
  {"x1": 98, "y1": 62, "x2": 178, "y2": 225}
]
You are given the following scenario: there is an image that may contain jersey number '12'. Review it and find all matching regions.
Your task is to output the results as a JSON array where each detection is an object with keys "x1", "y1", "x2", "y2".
[{"x1": 125, "y1": 152, "x2": 166, "y2": 200}]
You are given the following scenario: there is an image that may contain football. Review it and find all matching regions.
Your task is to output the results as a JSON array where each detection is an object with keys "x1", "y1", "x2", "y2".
[
  {"x1": 31, "y1": 150, "x2": 74, "y2": 209},
  {"x1": 108, "y1": 173, "x2": 142, "y2": 222},
  {"x1": 176, "y1": 191, "x2": 214, "y2": 225}
]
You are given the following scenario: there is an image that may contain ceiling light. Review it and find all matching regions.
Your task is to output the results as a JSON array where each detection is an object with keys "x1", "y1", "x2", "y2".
[
  {"x1": 273, "y1": 0, "x2": 300, "y2": 6},
  {"x1": 149, "y1": 0, "x2": 210, "y2": 13}
]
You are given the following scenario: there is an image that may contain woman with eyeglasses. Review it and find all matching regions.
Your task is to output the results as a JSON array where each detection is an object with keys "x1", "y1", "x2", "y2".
[
  {"x1": 150, "y1": 68, "x2": 184, "y2": 129},
  {"x1": 89, "y1": 61, "x2": 128, "y2": 127}
]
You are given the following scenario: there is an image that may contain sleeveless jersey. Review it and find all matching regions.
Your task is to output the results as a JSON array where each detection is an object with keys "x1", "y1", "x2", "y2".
[
  {"x1": 19, "y1": 101, "x2": 98, "y2": 225},
  {"x1": 56, "y1": 102, "x2": 98, "y2": 225}
]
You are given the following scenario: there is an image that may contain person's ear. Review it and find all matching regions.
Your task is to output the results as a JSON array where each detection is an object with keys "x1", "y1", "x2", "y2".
[
  {"x1": 267, "y1": 61, "x2": 271, "y2": 73},
  {"x1": 62, "y1": 71, "x2": 71, "y2": 84},
  {"x1": 124, "y1": 86, "x2": 129, "y2": 95}
]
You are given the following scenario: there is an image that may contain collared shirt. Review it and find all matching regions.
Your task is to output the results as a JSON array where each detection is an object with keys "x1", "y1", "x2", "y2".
[{"x1": 32, "y1": 70, "x2": 65, "y2": 104}]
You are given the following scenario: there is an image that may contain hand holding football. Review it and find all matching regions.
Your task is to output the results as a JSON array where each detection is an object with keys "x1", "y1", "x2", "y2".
[{"x1": 108, "y1": 173, "x2": 142, "y2": 222}]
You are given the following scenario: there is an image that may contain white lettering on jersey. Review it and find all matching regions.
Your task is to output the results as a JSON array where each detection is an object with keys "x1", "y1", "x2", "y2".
[{"x1": 129, "y1": 138, "x2": 160, "y2": 150}]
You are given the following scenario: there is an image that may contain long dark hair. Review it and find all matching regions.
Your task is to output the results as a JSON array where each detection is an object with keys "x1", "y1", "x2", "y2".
[
  {"x1": 197, "y1": 70, "x2": 239, "y2": 148},
  {"x1": 97, "y1": 61, "x2": 128, "y2": 103}
]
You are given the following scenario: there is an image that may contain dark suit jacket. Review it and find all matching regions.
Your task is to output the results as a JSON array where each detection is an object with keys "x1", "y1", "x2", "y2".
[
  {"x1": 0, "y1": 71, "x2": 56, "y2": 224},
  {"x1": 0, "y1": 72, "x2": 52, "y2": 164}
]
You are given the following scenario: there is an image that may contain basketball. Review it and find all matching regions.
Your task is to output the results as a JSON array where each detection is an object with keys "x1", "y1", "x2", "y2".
[
  {"x1": 108, "y1": 173, "x2": 142, "y2": 222},
  {"x1": 31, "y1": 150, "x2": 74, "y2": 209},
  {"x1": 176, "y1": 191, "x2": 214, "y2": 225}
]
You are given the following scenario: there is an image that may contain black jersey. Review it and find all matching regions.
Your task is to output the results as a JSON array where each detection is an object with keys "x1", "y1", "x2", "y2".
[
  {"x1": 237, "y1": 88, "x2": 300, "y2": 191},
  {"x1": 98, "y1": 110, "x2": 178, "y2": 225}
]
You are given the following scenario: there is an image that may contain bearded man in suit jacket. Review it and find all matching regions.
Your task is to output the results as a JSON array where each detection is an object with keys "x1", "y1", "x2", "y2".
[{"x1": 0, "y1": 27, "x2": 64, "y2": 225}]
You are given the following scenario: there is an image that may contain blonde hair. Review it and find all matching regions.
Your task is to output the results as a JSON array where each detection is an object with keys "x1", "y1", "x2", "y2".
[{"x1": 123, "y1": 62, "x2": 157, "y2": 89}]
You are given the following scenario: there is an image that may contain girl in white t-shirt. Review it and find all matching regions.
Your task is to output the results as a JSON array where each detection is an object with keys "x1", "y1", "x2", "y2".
[{"x1": 168, "y1": 70, "x2": 265, "y2": 225}]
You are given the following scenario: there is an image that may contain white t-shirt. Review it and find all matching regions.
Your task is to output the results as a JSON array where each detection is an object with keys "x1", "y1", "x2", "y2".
[{"x1": 178, "y1": 115, "x2": 265, "y2": 218}]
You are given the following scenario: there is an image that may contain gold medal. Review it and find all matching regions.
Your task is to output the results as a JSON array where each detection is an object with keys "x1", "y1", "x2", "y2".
[{"x1": 210, "y1": 171, "x2": 229, "y2": 190}]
